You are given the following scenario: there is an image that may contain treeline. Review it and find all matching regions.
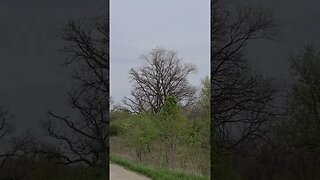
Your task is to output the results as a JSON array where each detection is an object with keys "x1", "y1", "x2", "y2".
[
  {"x1": 110, "y1": 48, "x2": 210, "y2": 177},
  {"x1": 213, "y1": 0, "x2": 320, "y2": 179}
]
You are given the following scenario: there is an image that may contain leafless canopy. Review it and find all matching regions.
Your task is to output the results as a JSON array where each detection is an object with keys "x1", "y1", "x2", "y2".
[
  {"x1": 60, "y1": 16, "x2": 108, "y2": 94},
  {"x1": 212, "y1": 1, "x2": 279, "y2": 150},
  {"x1": 123, "y1": 47, "x2": 197, "y2": 114},
  {"x1": 40, "y1": 16, "x2": 108, "y2": 171}
]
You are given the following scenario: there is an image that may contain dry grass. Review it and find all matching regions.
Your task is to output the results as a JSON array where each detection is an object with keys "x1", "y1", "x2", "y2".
[
  {"x1": 110, "y1": 136, "x2": 210, "y2": 177},
  {"x1": 110, "y1": 155, "x2": 209, "y2": 180}
]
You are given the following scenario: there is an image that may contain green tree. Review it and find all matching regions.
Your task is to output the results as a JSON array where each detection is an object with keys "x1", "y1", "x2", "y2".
[
  {"x1": 192, "y1": 76, "x2": 210, "y2": 149},
  {"x1": 119, "y1": 114, "x2": 159, "y2": 162},
  {"x1": 198, "y1": 76, "x2": 210, "y2": 117},
  {"x1": 157, "y1": 96, "x2": 189, "y2": 166}
]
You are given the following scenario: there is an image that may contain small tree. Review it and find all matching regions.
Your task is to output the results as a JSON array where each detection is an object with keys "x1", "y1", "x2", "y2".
[
  {"x1": 192, "y1": 76, "x2": 210, "y2": 149},
  {"x1": 197, "y1": 76, "x2": 210, "y2": 112},
  {"x1": 118, "y1": 114, "x2": 158, "y2": 162},
  {"x1": 156, "y1": 96, "x2": 189, "y2": 166}
]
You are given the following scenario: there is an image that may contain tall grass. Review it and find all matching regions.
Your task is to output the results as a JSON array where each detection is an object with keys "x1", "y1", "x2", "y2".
[
  {"x1": 110, "y1": 136, "x2": 210, "y2": 177},
  {"x1": 110, "y1": 155, "x2": 209, "y2": 180}
]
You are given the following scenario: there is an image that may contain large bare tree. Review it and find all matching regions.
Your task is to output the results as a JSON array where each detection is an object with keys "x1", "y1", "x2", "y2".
[
  {"x1": 40, "y1": 16, "x2": 108, "y2": 174},
  {"x1": 212, "y1": 0, "x2": 279, "y2": 150},
  {"x1": 211, "y1": 2, "x2": 283, "y2": 179},
  {"x1": 123, "y1": 47, "x2": 197, "y2": 114}
]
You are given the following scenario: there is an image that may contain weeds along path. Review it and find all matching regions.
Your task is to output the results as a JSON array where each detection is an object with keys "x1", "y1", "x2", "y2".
[{"x1": 110, "y1": 163, "x2": 151, "y2": 180}]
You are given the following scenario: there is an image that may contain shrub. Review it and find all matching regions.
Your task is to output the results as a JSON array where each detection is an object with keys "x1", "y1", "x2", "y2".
[{"x1": 118, "y1": 114, "x2": 159, "y2": 162}]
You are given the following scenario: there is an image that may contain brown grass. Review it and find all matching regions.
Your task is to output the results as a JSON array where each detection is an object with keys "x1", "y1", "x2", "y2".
[{"x1": 110, "y1": 136, "x2": 210, "y2": 177}]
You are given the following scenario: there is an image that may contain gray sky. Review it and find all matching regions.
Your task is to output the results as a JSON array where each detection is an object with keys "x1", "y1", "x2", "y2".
[
  {"x1": 236, "y1": 0, "x2": 320, "y2": 82},
  {"x1": 2, "y1": 0, "x2": 319, "y2": 134},
  {"x1": 110, "y1": 0, "x2": 210, "y2": 104},
  {"x1": 0, "y1": 0, "x2": 106, "y2": 133}
]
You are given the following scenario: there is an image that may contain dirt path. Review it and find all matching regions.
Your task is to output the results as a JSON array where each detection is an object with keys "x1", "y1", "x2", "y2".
[{"x1": 110, "y1": 163, "x2": 151, "y2": 180}]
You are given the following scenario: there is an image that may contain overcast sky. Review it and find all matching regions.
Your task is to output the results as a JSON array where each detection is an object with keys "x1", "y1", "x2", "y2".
[
  {"x1": 234, "y1": 0, "x2": 320, "y2": 82},
  {"x1": 2, "y1": 0, "x2": 320, "y2": 135},
  {"x1": 110, "y1": 0, "x2": 210, "y2": 104},
  {"x1": 0, "y1": 0, "x2": 105, "y2": 133}
]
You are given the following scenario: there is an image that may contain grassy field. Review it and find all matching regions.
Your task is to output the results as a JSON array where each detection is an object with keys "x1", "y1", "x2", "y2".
[
  {"x1": 110, "y1": 155, "x2": 209, "y2": 180},
  {"x1": 110, "y1": 95, "x2": 210, "y2": 179},
  {"x1": 110, "y1": 136, "x2": 210, "y2": 176}
]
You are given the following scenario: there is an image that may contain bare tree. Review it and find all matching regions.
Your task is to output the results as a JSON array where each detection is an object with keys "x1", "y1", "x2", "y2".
[
  {"x1": 0, "y1": 107, "x2": 13, "y2": 143},
  {"x1": 60, "y1": 16, "x2": 108, "y2": 94},
  {"x1": 285, "y1": 44, "x2": 320, "y2": 157},
  {"x1": 40, "y1": 16, "x2": 108, "y2": 173},
  {"x1": 212, "y1": 1, "x2": 279, "y2": 150},
  {"x1": 0, "y1": 107, "x2": 14, "y2": 168},
  {"x1": 0, "y1": 108, "x2": 42, "y2": 173},
  {"x1": 123, "y1": 47, "x2": 197, "y2": 114}
]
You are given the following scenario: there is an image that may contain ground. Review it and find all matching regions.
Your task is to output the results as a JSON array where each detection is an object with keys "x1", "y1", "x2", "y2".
[{"x1": 110, "y1": 163, "x2": 150, "y2": 180}]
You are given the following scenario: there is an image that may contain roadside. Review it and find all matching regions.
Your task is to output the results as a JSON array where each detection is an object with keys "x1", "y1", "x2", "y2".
[
  {"x1": 110, "y1": 155, "x2": 210, "y2": 180},
  {"x1": 110, "y1": 163, "x2": 151, "y2": 180}
]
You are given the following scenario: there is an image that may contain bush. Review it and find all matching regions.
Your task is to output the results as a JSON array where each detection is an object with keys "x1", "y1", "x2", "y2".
[
  {"x1": 117, "y1": 114, "x2": 159, "y2": 162},
  {"x1": 110, "y1": 120, "x2": 123, "y2": 136}
]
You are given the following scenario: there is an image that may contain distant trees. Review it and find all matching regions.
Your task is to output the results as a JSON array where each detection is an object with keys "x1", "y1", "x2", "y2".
[
  {"x1": 275, "y1": 44, "x2": 320, "y2": 178},
  {"x1": 123, "y1": 47, "x2": 197, "y2": 114},
  {"x1": 286, "y1": 44, "x2": 320, "y2": 147}
]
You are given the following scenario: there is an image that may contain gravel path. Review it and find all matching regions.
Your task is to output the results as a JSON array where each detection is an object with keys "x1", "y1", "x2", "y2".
[{"x1": 110, "y1": 163, "x2": 151, "y2": 180}]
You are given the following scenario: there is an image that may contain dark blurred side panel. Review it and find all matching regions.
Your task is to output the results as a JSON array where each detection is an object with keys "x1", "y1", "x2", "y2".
[
  {"x1": 212, "y1": 0, "x2": 320, "y2": 179},
  {"x1": 0, "y1": 0, "x2": 109, "y2": 179}
]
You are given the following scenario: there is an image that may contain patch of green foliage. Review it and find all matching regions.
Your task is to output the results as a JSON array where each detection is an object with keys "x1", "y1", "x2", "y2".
[
  {"x1": 111, "y1": 95, "x2": 210, "y2": 175},
  {"x1": 110, "y1": 111, "x2": 131, "y2": 136},
  {"x1": 119, "y1": 114, "x2": 159, "y2": 161}
]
